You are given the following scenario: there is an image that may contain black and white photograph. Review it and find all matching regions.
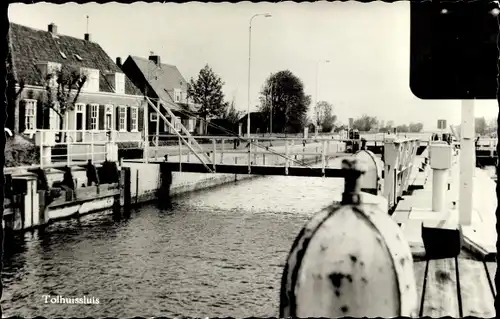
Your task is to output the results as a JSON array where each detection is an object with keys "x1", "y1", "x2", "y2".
[{"x1": 1, "y1": 1, "x2": 498, "y2": 317}]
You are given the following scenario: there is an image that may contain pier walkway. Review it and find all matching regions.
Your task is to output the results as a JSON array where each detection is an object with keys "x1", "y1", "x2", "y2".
[
  {"x1": 391, "y1": 149, "x2": 497, "y2": 317},
  {"x1": 393, "y1": 150, "x2": 497, "y2": 260}
]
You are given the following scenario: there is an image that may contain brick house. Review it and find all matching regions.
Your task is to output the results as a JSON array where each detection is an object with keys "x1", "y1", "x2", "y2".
[
  {"x1": 119, "y1": 55, "x2": 200, "y2": 139},
  {"x1": 7, "y1": 22, "x2": 146, "y2": 144}
]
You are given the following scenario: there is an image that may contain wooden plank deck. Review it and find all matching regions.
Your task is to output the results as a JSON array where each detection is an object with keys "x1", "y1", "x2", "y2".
[{"x1": 413, "y1": 255, "x2": 496, "y2": 318}]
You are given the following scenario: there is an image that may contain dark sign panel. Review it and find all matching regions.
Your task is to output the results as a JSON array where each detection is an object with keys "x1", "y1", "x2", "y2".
[{"x1": 410, "y1": 1, "x2": 499, "y2": 100}]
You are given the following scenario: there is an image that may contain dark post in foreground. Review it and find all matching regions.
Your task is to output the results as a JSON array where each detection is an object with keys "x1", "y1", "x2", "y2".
[
  {"x1": 158, "y1": 155, "x2": 173, "y2": 209},
  {"x1": 280, "y1": 158, "x2": 418, "y2": 318}
]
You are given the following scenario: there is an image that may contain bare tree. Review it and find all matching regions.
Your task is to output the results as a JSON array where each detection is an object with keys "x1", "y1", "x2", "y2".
[{"x1": 41, "y1": 66, "x2": 87, "y2": 140}]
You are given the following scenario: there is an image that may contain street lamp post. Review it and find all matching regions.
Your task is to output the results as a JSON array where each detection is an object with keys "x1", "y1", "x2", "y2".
[
  {"x1": 314, "y1": 59, "x2": 330, "y2": 135},
  {"x1": 247, "y1": 13, "x2": 272, "y2": 138}
]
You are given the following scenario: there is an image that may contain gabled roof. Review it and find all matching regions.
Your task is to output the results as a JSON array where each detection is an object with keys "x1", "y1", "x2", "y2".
[
  {"x1": 124, "y1": 56, "x2": 192, "y2": 112},
  {"x1": 8, "y1": 22, "x2": 141, "y2": 95},
  {"x1": 239, "y1": 112, "x2": 264, "y2": 122}
]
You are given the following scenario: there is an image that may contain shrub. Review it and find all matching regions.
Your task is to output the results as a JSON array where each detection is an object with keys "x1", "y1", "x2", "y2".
[{"x1": 5, "y1": 136, "x2": 40, "y2": 167}]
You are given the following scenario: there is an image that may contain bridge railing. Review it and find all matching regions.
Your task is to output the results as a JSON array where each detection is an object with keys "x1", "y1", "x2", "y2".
[
  {"x1": 33, "y1": 129, "x2": 119, "y2": 168},
  {"x1": 382, "y1": 137, "x2": 421, "y2": 211}
]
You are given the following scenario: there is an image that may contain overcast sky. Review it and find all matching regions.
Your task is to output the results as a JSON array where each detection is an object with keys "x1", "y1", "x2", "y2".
[{"x1": 9, "y1": 2, "x2": 498, "y2": 129}]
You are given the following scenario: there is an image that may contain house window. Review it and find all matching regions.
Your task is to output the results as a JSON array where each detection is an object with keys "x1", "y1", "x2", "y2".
[
  {"x1": 24, "y1": 99, "x2": 37, "y2": 132},
  {"x1": 105, "y1": 105, "x2": 113, "y2": 130},
  {"x1": 130, "y1": 107, "x2": 138, "y2": 131},
  {"x1": 90, "y1": 104, "x2": 99, "y2": 130},
  {"x1": 115, "y1": 73, "x2": 125, "y2": 94},
  {"x1": 150, "y1": 113, "x2": 158, "y2": 122},
  {"x1": 119, "y1": 106, "x2": 127, "y2": 131}
]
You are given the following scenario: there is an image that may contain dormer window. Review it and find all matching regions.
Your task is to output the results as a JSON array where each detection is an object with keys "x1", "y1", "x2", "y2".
[
  {"x1": 59, "y1": 51, "x2": 67, "y2": 59},
  {"x1": 74, "y1": 54, "x2": 83, "y2": 61},
  {"x1": 80, "y1": 67, "x2": 100, "y2": 92},
  {"x1": 115, "y1": 73, "x2": 125, "y2": 94},
  {"x1": 174, "y1": 89, "x2": 182, "y2": 103},
  {"x1": 105, "y1": 72, "x2": 125, "y2": 94},
  {"x1": 37, "y1": 61, "x2": 61, "y2": 86}
]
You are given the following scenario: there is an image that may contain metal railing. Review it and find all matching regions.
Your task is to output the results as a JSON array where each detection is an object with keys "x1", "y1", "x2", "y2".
[{"x1": 382, "y1": 137, "x2": 421, "y2": 210}]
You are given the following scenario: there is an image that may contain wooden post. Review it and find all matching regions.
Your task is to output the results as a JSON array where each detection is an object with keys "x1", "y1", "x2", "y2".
[{"x1": 135, "y1": 168, "x2": 139, "y2": 205}]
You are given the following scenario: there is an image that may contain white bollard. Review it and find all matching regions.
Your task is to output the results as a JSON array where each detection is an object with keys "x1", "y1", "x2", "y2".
[
  {"x1": 429, "y1": 142, "x2": 453, "y2": 213},
  {"x1": 432, "y1": 168, "x2": 447, "y2": 212}
]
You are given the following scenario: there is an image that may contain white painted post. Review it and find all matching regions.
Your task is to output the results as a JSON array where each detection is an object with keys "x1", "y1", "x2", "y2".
[
  {"x1": 248, "y1": 138, "x2": 252, "y2": 174},
  {"x1": 321, "y1": 140, "x2": 326, "y2": 175},
  {"x1": 325, "y1": 140, "x2": 330, "y2": 167},
  {"x1": 383, "y1": 137, "x2": 397, "y2": 210},
  {"x1": 459, "y1": 100, "x2": 475, "y2": 225},
  {"x1": 212, "y1": 138, "x2": 217, "y2": 171},
  {"x1": 155, "y1": 102, "x2": 160, "y2": 161},
  {"x1": 285, "y1": 140, "x2": 289, "y2": 175},
  {"x1": 220, "y1": 139, "x2": 224, "y2": 164},
  {"x1": 178, "y1": 136, "x2": 182, "y2": 171},
  {"x1": 91, "y1": 131, "x2": 94, "y2": 163},
  {"x1": 144, "y1": 100, "x2": 149, "y2": 163},
  {"x1": 429, "y1": 142, "x2": 453, "y2": 213},
  {"x1": 254, "y1": 139, "x2": 258, "y2": 164},
  {"x1": 432, "y1": 168, "x2": 447, "y2": 212},
  {"x1": 39, "y1": 130, "x2": 44, "y2": 169},
  {"x1": 66, "y1": 129, "x2": 71, "y2": 166}
]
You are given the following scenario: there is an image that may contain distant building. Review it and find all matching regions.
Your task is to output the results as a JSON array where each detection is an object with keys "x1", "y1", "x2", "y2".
[
  {"x1": 120, "y1": 55, "x2": 199, "y2": 137},
  {"x1": 7, "y1": 22, "x2": 145, "y2": 143},
  {"x1": 238, "y1": 112, "x2": 268, "y2": 135}
]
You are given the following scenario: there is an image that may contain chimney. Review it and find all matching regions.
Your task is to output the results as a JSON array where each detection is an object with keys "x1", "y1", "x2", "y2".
[
  {"x1": 116, "y1": 57, "x2": 122, "y2": 68},
  {"x1": 48, "y1": 23, "x2": 57, "y2": 35},
  {"x1": 149, "y1": 55, "x2": 161, "y2": 66},
  {"x1": 84, "y1": 33, "x2": 91, "y2": 41}
]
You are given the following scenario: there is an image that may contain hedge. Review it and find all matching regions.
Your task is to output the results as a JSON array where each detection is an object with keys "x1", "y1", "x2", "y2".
[{"x1": 5, "y1": 137, "x2": 40, "y2": 167}]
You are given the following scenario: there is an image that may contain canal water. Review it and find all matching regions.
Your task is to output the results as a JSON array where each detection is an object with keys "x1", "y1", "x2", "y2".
[{"x1": 2, "y1": 159, "x2": 348, "y2": 318}]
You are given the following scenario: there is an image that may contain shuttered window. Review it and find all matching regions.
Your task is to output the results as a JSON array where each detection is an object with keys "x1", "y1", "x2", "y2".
[
  {"x1": 90, "y1": 104, "x2": 99, "y2": 130},
  {"x1": 130, "y1": 107, "x2": 138, "y2": 131},
  {"x1": 24, "y1": 99, "x2": 37, "y2": 132},
  {"x1": 118, "y1": 106, "x2": 127, "y2": 131}
]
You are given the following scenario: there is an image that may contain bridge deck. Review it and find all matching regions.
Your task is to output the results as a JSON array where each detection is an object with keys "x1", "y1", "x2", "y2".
[
  {"x1": 413, "y1": 254, "x2": 496, "y2": 317},
  {"x1": 125, "y1": 161, "x2": 346, "y2": 178}
]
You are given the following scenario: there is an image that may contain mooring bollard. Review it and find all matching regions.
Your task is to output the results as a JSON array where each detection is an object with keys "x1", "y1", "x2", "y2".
[
  {"x1": 280, "y1": 158, "x2": 418, "y2": 318},
  {"x1": 158, "y1": 161, "x2": 173, "y2": 209}
]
